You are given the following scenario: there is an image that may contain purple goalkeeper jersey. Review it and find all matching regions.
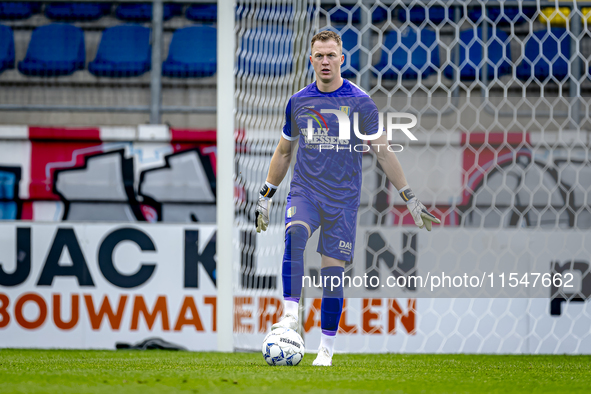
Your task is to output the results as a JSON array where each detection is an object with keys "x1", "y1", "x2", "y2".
[{"x1": 282, "y1": 79, "x2": 381, "y2": 209}]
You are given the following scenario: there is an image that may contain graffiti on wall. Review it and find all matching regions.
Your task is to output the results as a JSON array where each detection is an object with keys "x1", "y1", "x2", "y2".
[
  {"x1": 460, "y1": 133, "x2": 591, "y2": 229},
  {"x1": 0, "y1": 128, "x2": 217, "y2": 223}
]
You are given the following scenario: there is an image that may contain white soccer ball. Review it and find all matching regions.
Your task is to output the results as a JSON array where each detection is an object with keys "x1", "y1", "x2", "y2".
[{"x1": 262, "y1": 327, "x2": 305, "y2": 366}]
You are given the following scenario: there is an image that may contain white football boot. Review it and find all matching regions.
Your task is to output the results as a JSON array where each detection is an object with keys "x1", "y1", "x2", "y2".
[
  {"x1": 312, "y1": 347, "x2": 332, "y2": 366},
  {"x1": 271, "y1": 313, "x2": 298, "y2": 331}
]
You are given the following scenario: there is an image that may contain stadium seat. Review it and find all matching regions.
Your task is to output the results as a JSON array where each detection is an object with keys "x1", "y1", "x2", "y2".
[
  {"x1": 162, "y1": 25, "x2": 216, "y2": 78},
  {"x1": 238, "y1": 27, "x2": 292, "y2": 76},
  {"x1": 398, "y1": 5, "x2": 453, "y2": 25},
  {"x1": 469, "y1": 3, "x2": 537, "y2": 25},
  {"x1": 323, "y1": 5, "x2": 388, "y2": 24},
  {"x1": 443, "y1": 27, "x2": 511, "y2": 81},
  {"x1": 323, "y1": 5, "x2": 360, "y2": 23},
  {"x1": 18, "y1": 24, "x2": 85, "y2": 77},
  {"x1": 374, "y1": 28, "x2": 440, "y2": 80},
  {"x1": 516, "y1": 28, "x2": 570, "y2": 82},
  {"x1": 186, "y1": 3, "x2": 217, "y2": 22},
  {"x1": 100, "y1": 2, "x2": 112, "y2": 15},
  {"x1": 538, "y1": 6, "x2": 591, "y2": 27},
  {"x1": 0, "y1": 2, "x2": 40, "y2": 20},
  {"x1": 371, "y1": 7, "x2": 389, "y2": 23},
  {"x1": 45, "y1": 2, "x2": 107, "y2": 21},
  {"x1": 115, "y1": 3, "x2": 182, "y2": 22},
  {"x1": 89, "y1": 25, "x2": 151, "y2": 77},
  {"x1": 341, "y1": 28, "x2": 360, "y2": 78},
  {"x1": 0, "y1": 24, "x2": 15, "y2": 74}
]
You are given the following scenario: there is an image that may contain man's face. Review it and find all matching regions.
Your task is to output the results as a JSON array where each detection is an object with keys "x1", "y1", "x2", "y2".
[{"x1": 310, "y1": 39, "x2": 344, "y2": 84}]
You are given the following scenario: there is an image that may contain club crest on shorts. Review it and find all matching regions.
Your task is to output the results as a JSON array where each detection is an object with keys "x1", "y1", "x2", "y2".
[
  {"x1": 287, "y1": 206, "x2": 297, "y2": 218},
  {"x1": 339, "y1": 106, "x2": 350, "y2": 116}
]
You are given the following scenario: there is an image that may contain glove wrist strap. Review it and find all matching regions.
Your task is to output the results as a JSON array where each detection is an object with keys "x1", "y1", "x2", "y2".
[
  {"x1": 260, "y1": 182, "x2": 278, "y2": 200},
  {"x1": 398, "y1": 186, "x2": 416, "y2": 204}
]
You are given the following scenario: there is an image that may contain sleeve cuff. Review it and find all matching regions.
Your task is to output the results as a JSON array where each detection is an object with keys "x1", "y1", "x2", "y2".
[{"x1": 282, "y1": 132, "x2": 299, "y2": 141}]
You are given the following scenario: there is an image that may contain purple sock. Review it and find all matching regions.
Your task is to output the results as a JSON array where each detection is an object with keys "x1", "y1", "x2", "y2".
[
  {"x1": 282, "y1": 225, "x2": 307, "y2": 299},
  {"x1": 320, "y1": 266, "x2": 344, "y2": 334}
]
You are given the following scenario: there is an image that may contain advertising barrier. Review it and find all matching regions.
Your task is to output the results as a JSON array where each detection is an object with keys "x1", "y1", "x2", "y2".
[
  {"x1": 1, "y1": 223, "x2": 590, "y2": 353},
  {"x1": 0, "y1": 223, "x2": 217, "y2": 350}
]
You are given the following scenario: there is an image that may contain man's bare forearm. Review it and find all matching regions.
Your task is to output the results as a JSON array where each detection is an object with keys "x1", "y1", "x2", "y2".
[
  {"x1": 266, "y1": 136, "x2": 294, "y2": 186},
  {"x1": 371, "y1": 135, "x2": 408, "y2": 191}
]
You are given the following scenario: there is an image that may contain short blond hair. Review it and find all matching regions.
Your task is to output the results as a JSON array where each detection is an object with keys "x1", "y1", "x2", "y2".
[{"x1": 311, "y1": 31, "x2": 342, "y2": 53}]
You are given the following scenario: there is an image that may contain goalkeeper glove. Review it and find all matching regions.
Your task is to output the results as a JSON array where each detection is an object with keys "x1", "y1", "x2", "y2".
[
  {"x1": 399, "y1": 186, "x2": 441, "y2": 231},
  {"x1": 255, "y1": 182, "x2": 277, "y2": 233}
]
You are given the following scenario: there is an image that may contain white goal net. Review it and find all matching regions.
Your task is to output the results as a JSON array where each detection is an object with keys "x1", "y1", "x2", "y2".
[{"x1": 231, "y1": 0, "x2": 591, "y2": 354}]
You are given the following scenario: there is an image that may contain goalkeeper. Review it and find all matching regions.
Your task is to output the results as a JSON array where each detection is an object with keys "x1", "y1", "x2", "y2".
[{"x1": 255, "y1": 31, "x2": 440, "y2": 366}]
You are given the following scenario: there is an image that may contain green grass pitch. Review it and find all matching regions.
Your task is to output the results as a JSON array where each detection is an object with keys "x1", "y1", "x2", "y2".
[{"x1": 0, "y1": 349, "x2": 589, "y2": 393}]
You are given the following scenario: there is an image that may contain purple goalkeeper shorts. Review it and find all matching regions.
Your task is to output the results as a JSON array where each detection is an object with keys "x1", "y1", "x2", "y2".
[{"x1": 285, "y1": 193, "x2": 357, "y2": 262}]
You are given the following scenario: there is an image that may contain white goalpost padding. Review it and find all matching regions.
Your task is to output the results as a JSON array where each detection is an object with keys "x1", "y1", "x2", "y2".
[{"x1": 216, "y1": 0, "x2": 236, "y2": 352}]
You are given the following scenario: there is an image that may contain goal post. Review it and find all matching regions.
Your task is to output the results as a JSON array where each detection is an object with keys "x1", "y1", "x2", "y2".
[
  {"x1": 216, "y1": 0, "x2": 236, "y2": 352},
  {"x1": 224, "y1": 0, "x2": 591, "y2": 354}
]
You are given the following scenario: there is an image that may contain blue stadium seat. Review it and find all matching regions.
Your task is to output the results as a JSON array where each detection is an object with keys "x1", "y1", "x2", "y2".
[
  {"x1": 371, "y1": 7, "x2": 389, "y2": 23},
  {"x1": 398, "y1": 6, "x2": 453, "y2": 24},
  {"x1": 45, "y1": 2, "x2": 107, "y2": 21},
  {"x1": 0, "y1": 2, "x2": 40, "y2": 20},
  {"x1": 443, "y1": 27, "x2": 512, "y2": 81},
  {"x1": 100, "y1": 3, "x2": 112, "y2": 15},
  {"x1": 322, "y1": 5, "x2": 389, "y2": 24},
  {"x1": 0, "y1": 171, "x2": 17, "y2": 220},
  {"x1": 0, "y1": 24, "x2": 15, "y2": 74},
  {"x1": 469, "y1": 3, "x2": 537, "y2": 25},
  {"x1": 163, "y1": 26, "x2": 216, "y2": 78},
  {"x1": 238, "y1": 27, "x2": 292, "y2": 76},
  {"x1": 115, "y1": 3, "x2": 182, "y2": 22},
  {"x1": 89, "y1": 25, "x2": 151, "y2": 77},
  {"x1": 18, "y1": 24, "x2": 85, "y2": 77},
  {"x1": 340, "y1": 27, "x2": 360, "y2": 78},
  {"x1": 323, "y1": 5, "x2": 361, "y2": 23},
  {"x1": 374, "y1": 28, "x2": 440, "y2": 79},
  {"x1": 186, "y1": 3, "x2": 216, "y2": 22},
  {"x1": 516, "y1": 28, "x2": 569, "y2": 81}
]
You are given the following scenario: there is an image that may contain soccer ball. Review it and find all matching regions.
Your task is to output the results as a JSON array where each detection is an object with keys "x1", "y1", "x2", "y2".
[{"x1": 262, "y1": 327, "x2": 305, "y2": 366}]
